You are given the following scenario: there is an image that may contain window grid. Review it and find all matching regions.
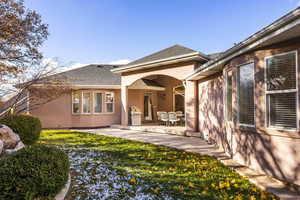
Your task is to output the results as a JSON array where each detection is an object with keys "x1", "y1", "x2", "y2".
[
  {"x1": 72, "y1": 91, "x2": 115, "y2": 115},
  {"x1": 265, "y1": 50, "x2": 298, "y2": 130},
  {"x1": 72, "y1": 92, "x2": 80, "y2": 114},
  {"x1": 225, "y1": 71, "x2": 233, "y2": 122},
  {"x1": 93, "y1": 92, "x2": 103, "y2": 113},
  {"x1": 105, "y1": 92, "x2": 114, "y2": 113},
  {"x1": 237, "y1": 62, "x2": 255, "y2": 127},
  {"x1": 82, "y1": 92, "x2": 91, "y2": 114}
]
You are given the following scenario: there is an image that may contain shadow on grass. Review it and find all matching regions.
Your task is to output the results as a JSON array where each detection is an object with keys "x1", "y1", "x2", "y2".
[{"x1": 40, "y1": 130, "x2": 278, "y2": 200}]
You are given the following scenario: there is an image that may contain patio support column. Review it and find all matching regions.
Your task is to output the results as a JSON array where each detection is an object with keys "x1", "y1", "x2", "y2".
[
  {"x1": 185, "y1": 80, "x2": 198, "y2": 132},
  {"x1": 121, "y1": 85, "x2": 129, "y2": 126}
]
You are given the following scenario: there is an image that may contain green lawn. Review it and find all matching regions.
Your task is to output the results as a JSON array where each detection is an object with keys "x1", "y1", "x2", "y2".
[{"x1": 39, "y1": 130, "x2": 277, "y2": 200}]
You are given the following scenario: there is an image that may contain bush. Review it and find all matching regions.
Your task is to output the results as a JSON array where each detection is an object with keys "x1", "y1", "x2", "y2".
[
  {"x1": 0, "y1": 114, "x2": 42, "y2": 145},
  {"x1": 0, "y1": 145, "x2": 70, "y2": 200}
]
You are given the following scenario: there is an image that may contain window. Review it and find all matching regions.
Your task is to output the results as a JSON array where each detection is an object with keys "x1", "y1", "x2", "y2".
[
  {"x1": 226, "y1": 71, "x2": 233, "y2": 121},
  {"x1": 105, "y1": 92, "x2": 114, "y2": 113},
  {"x1": 82, "y1": 92, "x2": 91, "y2": 113},
  {"x1": 94, "y1": 92, "x2": 103, "y2": 113},
  {"x1": 266, "y1": 51, "x2": 297, "y2": 129},
  {"x1": 238, "y1": 62, "x2": 255, "y2": 125},
  {"x1": 72, "y1": 92, "x2": 80, "y2": 114}
]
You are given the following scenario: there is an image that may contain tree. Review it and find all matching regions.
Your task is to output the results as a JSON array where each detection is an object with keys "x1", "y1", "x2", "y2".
[
  {"x1": 0, "y1": 60, "x2": 71, "y2": 116},
  {"x1": 0, "y1": 1, "x2": 70, "y2": 117},
  {"x1": 0, "y1": 0, "x2": 49, "y2": 83}
]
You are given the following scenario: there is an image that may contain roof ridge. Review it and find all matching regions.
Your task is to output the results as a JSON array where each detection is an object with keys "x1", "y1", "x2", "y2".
[
  {"x1": 52, "y1": 63, "x2": 120, "y2": 76},
  {"x1": 126, "y1": 44, "x2": 203, "y2": 67}
]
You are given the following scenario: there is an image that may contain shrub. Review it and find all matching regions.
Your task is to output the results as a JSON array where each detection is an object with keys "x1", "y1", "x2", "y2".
[
  {"x1": 0, "y1": 145, "x2": 70, "y2": 200},
  {"x1": 0, "y1": 114, "x2": 42, "y2": 145}
]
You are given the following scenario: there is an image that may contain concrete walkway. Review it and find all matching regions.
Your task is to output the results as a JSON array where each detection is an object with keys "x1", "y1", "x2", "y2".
[{"x1": 76, "y1": 128, "x2": 300, "y2": 200}]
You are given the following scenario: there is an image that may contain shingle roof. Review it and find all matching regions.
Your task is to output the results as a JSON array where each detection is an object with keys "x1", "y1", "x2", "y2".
[
  {"x1": 48, "y1": 64, "x2": 121, "y2": 86},
  {"x1": 127, "y1": 44, "x2": 207, "y2": 66},
  {"x1": 207, "y1": 52, "x2": 224, "y2": 60}
]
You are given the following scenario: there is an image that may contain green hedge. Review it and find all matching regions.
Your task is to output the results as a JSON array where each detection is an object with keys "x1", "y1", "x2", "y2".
[
  {"x1": 0, "y1": 145, "x2": 70, "y2": 200},
  {"x1": 0, "y1": 114, "x2": 41, "y2": 145}
]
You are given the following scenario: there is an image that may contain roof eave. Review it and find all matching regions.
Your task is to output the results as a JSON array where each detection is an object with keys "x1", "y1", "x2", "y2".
[
  {"x1": 111, "y1": 52, "x2": 208, "y2": 74},
  {"x1": 30, "y1": 84, "x2": 121, "y2": 89},
  {"x1": 186, "y1": 7, "x2": 300, "y2": 81}
]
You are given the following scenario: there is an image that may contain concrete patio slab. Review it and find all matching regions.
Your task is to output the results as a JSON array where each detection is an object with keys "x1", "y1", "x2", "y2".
[{"x1": 74, "y1": 128, "x2": 300, "y2": 200}]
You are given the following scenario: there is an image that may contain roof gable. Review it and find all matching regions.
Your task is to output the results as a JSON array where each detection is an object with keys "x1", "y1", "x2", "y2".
[
  {"x1": 46, "y1": 64, "x2": 121, "y2": 86},
  {"x1": 127, "y1": 45, "x2": 200, "y2": 66}
]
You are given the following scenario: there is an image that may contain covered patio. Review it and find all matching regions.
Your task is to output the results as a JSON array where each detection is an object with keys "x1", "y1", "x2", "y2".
[
  {"x1": 127, "y1": 74, "x2": 185, "y2": 126},
  {"x1": 111, "y1": 45, "x2": 208, "y2": 133}
]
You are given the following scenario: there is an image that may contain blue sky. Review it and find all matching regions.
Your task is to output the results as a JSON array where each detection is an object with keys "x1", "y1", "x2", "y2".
[{"x1": 24, "y1": 0, "x2": 300, "y2": 65}]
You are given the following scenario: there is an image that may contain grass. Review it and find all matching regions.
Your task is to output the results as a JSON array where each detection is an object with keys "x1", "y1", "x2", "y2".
[{"x1": 39, "y1": 130, "x2": 277, "y2": 200}]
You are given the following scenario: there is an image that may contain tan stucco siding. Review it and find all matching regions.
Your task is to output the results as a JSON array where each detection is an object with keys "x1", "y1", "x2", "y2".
[
  {"x1": 121, "y1": 61, "x2": 196, "y2": 86},
  {"x1": 120, "y1": 62, "x2": 194, "y2": 126},
  {"x1": 127, "y1": 76, "x2": 182, "y2": 122},
  {"x1": 198, "y1": 38, "x2": 300, "y2": 186},
  {"x1": 30, "y1": 89, "x2": 121, "y2": 128}
]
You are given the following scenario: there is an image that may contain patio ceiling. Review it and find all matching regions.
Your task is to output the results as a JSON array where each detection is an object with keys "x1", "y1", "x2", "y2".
[{"x1": 128, "y1": 78, "x2": 165, "y2": 91}]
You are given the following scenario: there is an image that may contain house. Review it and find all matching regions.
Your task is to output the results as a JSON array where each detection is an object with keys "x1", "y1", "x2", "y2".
[
  {"x1": 2, "y1": 7, "x2": 300, "y2": 186},
  {"x1": 27, "y1": 64, "x2": 122, "y2": 128}
]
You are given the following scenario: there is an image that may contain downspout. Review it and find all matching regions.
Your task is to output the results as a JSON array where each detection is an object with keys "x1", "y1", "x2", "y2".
[{"x1": 195, "y1": 80, "x2": 199, "y2": 132}]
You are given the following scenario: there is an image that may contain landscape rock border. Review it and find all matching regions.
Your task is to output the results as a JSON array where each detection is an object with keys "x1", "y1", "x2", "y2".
[{"x1": 55, "y1": 173, "x2": 71, "y2": 200}]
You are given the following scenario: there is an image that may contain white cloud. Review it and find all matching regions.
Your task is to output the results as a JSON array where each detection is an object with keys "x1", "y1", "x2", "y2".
[
  {"x1": 108, "y1": 59, "x2": 130, "y2": 65},
  {"x1": 58, "y1": 62, "x2": 87, "y2": 73},
  {"x1": 41, "y1": 58, "x2": 87, "y2": 74}
]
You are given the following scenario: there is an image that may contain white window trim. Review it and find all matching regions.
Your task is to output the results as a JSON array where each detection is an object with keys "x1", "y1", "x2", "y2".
[
  {"x1": 264, "y1": 50, "x2": 298, "y2": 130},
  {"x1": 105, "y1": 92, "x2": 115, "y2": 113},
  {"x1": 93, "y1": 92, "x2": 104, "y2": 114},
  {"x1": 71, "y1": 90, "x2": 115, "y2": 115},
  {"x1": 82, "y1": 91, "x2": 92, "y2": 114},
  {"x1": 225, "y1": 70, "x2": 233, "y2": 122},
  {"x1": 72, "y1": 91, "x2": 81, "y2": 115},
  {"x1": 237, "y1": 62, "x2": 256, "y2": 128}
]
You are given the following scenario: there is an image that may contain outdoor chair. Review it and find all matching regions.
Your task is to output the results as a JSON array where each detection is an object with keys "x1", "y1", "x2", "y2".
[
  {"x1": 157, "y1": 111, "x2": 164, "y2": 124},
  {"x1": 160, "y1": 112, "x2": 169, "y2": 126},
  {"x1": 175, "y1": 111, "x2": 185, "y2": 125},
  {"x1": 168, "y1": 112, "x2": 180, "y2": 126},
  {"x1": 175, "y1": 111, "x2": 183, "y2": 115}
]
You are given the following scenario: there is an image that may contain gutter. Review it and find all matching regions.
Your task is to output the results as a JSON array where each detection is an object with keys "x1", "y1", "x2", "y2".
[
  {"x1": 30, "y1": 84, "x2": 121, "y2": 89},
  {"x1": 111, "y1": 52, "x2": 209, "y2": 73},
  {"x1": 186, "y1": 7, "x2": 300, "y2": 80}
]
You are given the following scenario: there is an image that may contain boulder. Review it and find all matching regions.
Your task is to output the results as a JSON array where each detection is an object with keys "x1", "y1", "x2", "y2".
[
  {"x1": 0, "y1": 140, "x2": 3, "y2": 154},
  {"x1": 14, "y1": 141, "x2": 25, "y2": 151},
  {"x1": 0, "y1": 125, "x2": 20, "y2": 149},
  {"x1": 5, "y1": 141, "x2": 25, "y2": 154}
]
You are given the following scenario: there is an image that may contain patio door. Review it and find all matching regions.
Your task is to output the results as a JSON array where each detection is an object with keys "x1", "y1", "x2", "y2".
[
  {"x1": 144, "y1": 93, "x2": 153, "y2": 121},
  {"x1": 173, "y1": 85, "x2": 185, "y2": 112}
]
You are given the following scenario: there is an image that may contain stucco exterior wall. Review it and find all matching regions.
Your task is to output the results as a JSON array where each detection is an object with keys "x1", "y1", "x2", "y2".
[
  {"x1": 121, "y1": 61, "x2": 197, "y2": 126},
  {"x1": 155, "y1": 76, "x2": 182, "y2": 112},
  {"x1": 30, "y1": 89, "x2": 121, "y2": 128},
  {"x1": 128, "y1": 89, "x2": 158, "y2": 122},
  {"x1": 121, "y1": 61, "x2": 197, "y2": 86},
  {"x1": 198, "y1": 38, "x2": 300, "y2": 185},
  {"x1": 127, "y1": 76, "x2": 182, "y2": 123}
]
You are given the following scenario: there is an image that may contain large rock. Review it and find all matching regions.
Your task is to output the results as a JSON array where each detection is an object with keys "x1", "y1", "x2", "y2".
[
  {"x1": 0, "y1": 140, "x2": 3, "y2": 154},
  {"x1": 5, "y1": 141, "x2": 25, "y2": 154},
  {"x1": 14, "y1": 141, "x2": 25, "y2": 151},
  {"x1": 0, "y1": 124, "x2": 20, "y2": 149}
]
